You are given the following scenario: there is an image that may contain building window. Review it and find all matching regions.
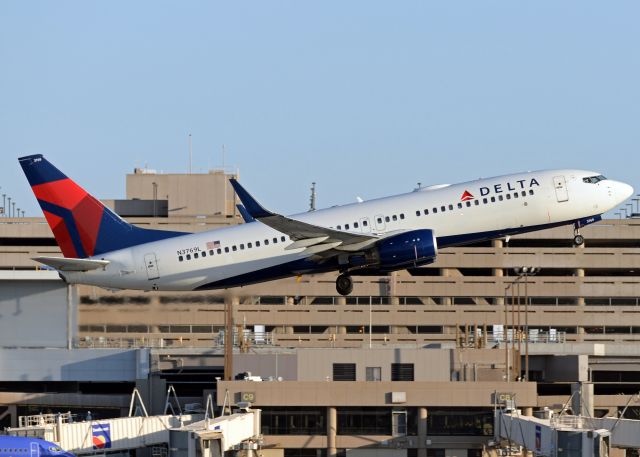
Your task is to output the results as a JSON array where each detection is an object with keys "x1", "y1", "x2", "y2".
[
  {"x1": 333, "y1": 363, "x2": 356, "y2": 381},
  {"x1": 391, "y1": 363, "x2": 414, "y2": 381},
  {"x1": 366, "y1": 367, "x2": 382, "y2": 381}
]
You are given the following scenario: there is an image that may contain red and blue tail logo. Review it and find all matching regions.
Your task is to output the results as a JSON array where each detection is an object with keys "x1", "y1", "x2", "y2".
[{"x1": 19, "y1": 154, "x2": 187, "y2": 258}]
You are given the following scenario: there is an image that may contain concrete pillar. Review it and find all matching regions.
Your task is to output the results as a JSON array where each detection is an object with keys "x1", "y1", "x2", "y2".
[
  {"x1": 492, "y1": 239, "x2": 504, "y2": 279},
  {"x1": 440, "y1": 268, "x2": 453, "y2": 305},
  {"x1": 571, "y1": 382, "x2": 594, "y2": 418},
  {"x1": 418, "y1": 407, "x2": 428, "y2": 457},
  {"x1": 577, "y1": 326, "x2": 585, "y2": 342},
  {"x1": 285, "y1": 326, "x2": 294, "y2": 335},
  {"x1": 327, "y1": 406, "x2": 337, "y2": 457},
  {"x1": 575, "y1": 242, "x2": 585, "y2": 306},
  {"x1": 523, "y1": 407, "x2": 533, "y2": 416}
]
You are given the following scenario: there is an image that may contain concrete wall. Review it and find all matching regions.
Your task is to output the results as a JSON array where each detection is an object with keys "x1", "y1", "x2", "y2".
[
  {"x1": 233, "y1": 353, "x2": 297, "y2": 381},
  {"x1": 296, "y1": 348, "x2": 451, "y2": 381},
  {"x1": 0, "y1": 275, "x2": 75, "y2": 348},
  {"x1": 0, "y1": 348, "x2": 149, "y2": 381}
]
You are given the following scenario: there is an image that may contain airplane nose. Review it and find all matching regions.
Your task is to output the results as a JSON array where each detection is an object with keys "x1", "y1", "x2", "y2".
[{"x1": 616, "y1": 181, "x2": 634, "y2": 202}]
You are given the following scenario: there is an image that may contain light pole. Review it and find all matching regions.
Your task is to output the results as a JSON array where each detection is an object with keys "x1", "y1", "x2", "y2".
[
  {"x1": 514, "y1": 267, "x2": 540, "y2": 381},
  {"x1": 12, "y1": 202, "x2": 15, "y2": 218},
  {"x1": 1, "y1": 194, "x2": 4, "y2": 216},
  {"x1": 7, "y1": 197, "x2": 11, "y2": 217}
]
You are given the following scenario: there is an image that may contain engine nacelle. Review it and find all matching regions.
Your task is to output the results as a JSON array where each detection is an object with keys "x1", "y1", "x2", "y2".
[{"x1": 375, "y1": 229, "x2": 437, "y2": 269}]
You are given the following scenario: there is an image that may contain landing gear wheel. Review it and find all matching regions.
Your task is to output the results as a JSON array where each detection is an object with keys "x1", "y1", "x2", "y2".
[
  {"x1": 336, "y1": 274, "x2": 353, "y2": 296},
  {"x1": 573, "y1": 234, "x2": 585, "y2": 246}
]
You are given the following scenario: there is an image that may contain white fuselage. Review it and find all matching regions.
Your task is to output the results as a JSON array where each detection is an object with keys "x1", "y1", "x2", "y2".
[{"x1": 61, "y1": 169, "x2": 632, "y2": 291}]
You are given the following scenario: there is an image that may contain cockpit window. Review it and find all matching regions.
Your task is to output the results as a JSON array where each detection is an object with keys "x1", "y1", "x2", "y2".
[
  {"x1": 48, "y1": 447, "x2": 62, "y2": 453},
  {"x1": 583, "y1": 175, "x2": 607, "y2": 184}
]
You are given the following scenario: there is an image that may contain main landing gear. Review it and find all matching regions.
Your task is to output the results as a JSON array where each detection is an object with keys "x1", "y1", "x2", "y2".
[
  {"x1": 336, "y1": 273, "x2": 353, "y2": 296},
  {"x1": 573, "y1": 223, "x2": 585, "y2": 246}
]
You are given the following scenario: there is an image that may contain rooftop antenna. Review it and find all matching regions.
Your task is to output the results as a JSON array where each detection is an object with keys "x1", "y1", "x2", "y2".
[
  {"x1": 188, "y1": 133, "x2": 192, "y2": 174},
  {"x1": 309, "y1": 182, "x2": 316, "y2": 212}
]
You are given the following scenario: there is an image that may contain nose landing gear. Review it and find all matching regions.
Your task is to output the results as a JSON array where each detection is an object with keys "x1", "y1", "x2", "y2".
[
  {"x1": 336, "y1": 273, "x2": 353, "y2": 296},
  {"x1": 573, "y1": 222, "x2": 585, "y2": 246}
]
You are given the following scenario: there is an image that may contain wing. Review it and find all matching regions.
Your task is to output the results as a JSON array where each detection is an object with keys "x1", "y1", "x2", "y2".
[
  {"x1": 229, "y1": 179, "x2": 379, "y2": 253},
  {"x1": 33, "y1": 256, "x2": 110, "y2": 271}
]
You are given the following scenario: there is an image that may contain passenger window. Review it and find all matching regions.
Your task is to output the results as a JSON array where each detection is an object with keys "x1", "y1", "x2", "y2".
[
  {"x1": 498, "y1": 195, "x2": 503, "y2": 201},
  {"x1": 506, "y1": 194, "x2": 511, "y2": 200},
  {"x1": 201, "y1": 251, "x2": 206, "y2": 257},
  {"x1": 491, "y1": 197, "x2": 496, "y2": 202},
  {"x1": 433, "y1": 208, "x2": 438, "y2": 213},
  {"x1": 256, "y1": 241, "x2": 260, "y2": 247},
  {"x1": 400, "y1": 214, "x2": 405, "y2": 220},
  {"x1": 225, "y1": 247, "x2": 230, "y2": 253},
  {"x1": 513, "y1": 192, "x2": 518, "y2": 199},
  {"x1": 483, "y1": 198, "x2": 488, "y2": 204},
  {"x1": 265, "y1": 239, "x2": 269, "y2": 245},
  {"x1": 186, "y1": 254, "x2": 191, "y2": 260},
  {"x1": 345, "y1": 224, "x2": 350, "y2": 230},
  {"x1": 466, "y1": 201, "x2": 471, "y2": 207},
  {"x1": 194, "y1": 252, "x2": 199, "y2": 258},
  {"x1": 232, "y1": 246, "x2": 237, "y2": 251},
  {"x1": 354, "y1": 222, "x2": 359, "y2": 228},
  {"x1": 363, "y1": 220, "x2": 368, "y2": 226},
  {"x1": 457, "y1": 203, "x2": 462, "y2": 209},
  {"x1": 416, "y1": 210, "x2": 420, "y2": 216},
  {"x1": 281, "y1": 236, "x2": 286, "y2": 242},
  {"x1": 179, "y1": 256, "x2": 184, "y2": 262},
  {"x1": 392, "y1": 215, "x2": 398, "y2": 221},
  {"x1": 441, "y1": 206, "x2": 446, "y2": 212},
  {"x1": 424, "y1": 209, "x2": 429, "y2": 215},
  {"x1": 337, "y1": 225, "x2": 342, "y2": 230},
  {"x1": 273, "y1": 237, "x2": 278, "y2": 243},
  {"x1": 240, "y1": 244, "x2": 245, "y2": 250},
  {"x1": 475, "y1": 200, "x2": 479, "y2": 206},
  {"x1": 385, "y1": 216, "x2": 390, "y2": 222},
  {"x1": 522, "y1": 191, "x2": 527, "y2": 197},
  {"x1": 209, "y1": 250, "x2": 214, "y2": 255},
  {"x1": 448, "y1": 204, "x2": 453, "y2": 210},
  {"x1": 248, "y1": 242, "x2": 252, "y2": 248},
  {"x1": 377, "y1": 218, "x2": 382, "y2": 224},
  {"x1": 529, "y1": 189, "x2": 534, "y2": 195},
  {"x1": 217, "y1": 248, "x2": 222, "y2": 254}
]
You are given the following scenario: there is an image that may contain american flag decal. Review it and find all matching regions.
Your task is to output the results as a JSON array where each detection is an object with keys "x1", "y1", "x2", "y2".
[{"x1": 206, "y1": 240, "x2": 221, "y2": 250}]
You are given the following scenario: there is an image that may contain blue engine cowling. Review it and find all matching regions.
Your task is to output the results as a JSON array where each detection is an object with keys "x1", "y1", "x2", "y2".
[{"x1": 375, "y1": 229, "x2": 437, "y2": 269}]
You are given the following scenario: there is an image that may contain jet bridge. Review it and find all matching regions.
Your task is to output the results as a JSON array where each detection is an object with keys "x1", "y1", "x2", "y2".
[{"x1": 7, "y1": 390, "x2": 262, "y2": 456}]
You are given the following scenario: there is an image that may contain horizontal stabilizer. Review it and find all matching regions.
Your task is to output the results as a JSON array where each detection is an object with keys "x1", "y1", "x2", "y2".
[{"x1": 33, "y1": 256, "x2": 110, "y2": 271}]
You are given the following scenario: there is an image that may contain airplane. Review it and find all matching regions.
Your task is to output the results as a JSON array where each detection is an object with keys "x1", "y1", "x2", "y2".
[
  {"x1": 19, "y1": 154, "x2": 633, "y2": 296},
  {"x1": 0, "y1": 435, "x2": 75, "y2": 457}
]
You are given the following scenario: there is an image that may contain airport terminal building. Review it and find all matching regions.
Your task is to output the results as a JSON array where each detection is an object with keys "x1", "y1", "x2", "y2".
[{"x1": 1, "y1": 168, "x2": 639, "y2": 457}]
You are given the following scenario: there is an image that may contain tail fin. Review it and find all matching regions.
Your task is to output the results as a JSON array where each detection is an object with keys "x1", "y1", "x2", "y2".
[{"x1": 19, "y1": 154, "x2": 188, "y2": 258}]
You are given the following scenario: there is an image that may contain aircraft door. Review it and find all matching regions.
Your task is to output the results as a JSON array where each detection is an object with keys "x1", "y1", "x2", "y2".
[
  {"x1": 144, "y1": 253, "x2": 160, "y2": 280},
  {"x1": 30, "y1": 442, "x2": 39, "y2": 457},
  {"x1": 374, "y1": 214, "x2": 386, "y2": 232},
  {"x1": 553, "y1": 176, "x2": 569, "y2": 202},
  {"x1": 360, "y1": 217, "x2": 371, "y2": 233}
]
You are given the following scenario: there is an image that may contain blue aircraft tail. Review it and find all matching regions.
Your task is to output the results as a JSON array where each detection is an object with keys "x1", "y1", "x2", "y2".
[{"x1": 19, "y1": 154, "x2": 188, "y2": 258}]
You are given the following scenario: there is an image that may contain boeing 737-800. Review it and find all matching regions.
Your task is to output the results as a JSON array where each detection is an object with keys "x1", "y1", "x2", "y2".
[
  {"x1": 20, "y1": 155, "x2": 633, "y2": 295},
  {"x1": 0, "y1": 436, "x2": 75, "y2": 457}
]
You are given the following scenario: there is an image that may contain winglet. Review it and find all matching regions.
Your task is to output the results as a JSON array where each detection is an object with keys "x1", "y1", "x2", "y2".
[
  {"x1": 229, "y1": 179, "x2": 274, "y2": 219},
  {"x1": 236, "y1": 204, "x2": 256, "y2": 223}
]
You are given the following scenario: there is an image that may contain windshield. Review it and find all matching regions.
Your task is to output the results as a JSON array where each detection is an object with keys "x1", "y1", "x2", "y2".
[{"x1": 582, "y1": 175, "x2": 607, "y2": 184}]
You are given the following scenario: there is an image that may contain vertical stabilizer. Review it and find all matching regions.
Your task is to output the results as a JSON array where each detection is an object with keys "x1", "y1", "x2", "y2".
[{"x1": 19, "y1": 154, "x2": 188, "y2": 258}]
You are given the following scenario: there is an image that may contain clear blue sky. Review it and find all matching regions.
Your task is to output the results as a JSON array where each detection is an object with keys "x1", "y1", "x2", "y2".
[{"x1": 1, "y1": 1, "x2": 639, "y2": 217}]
